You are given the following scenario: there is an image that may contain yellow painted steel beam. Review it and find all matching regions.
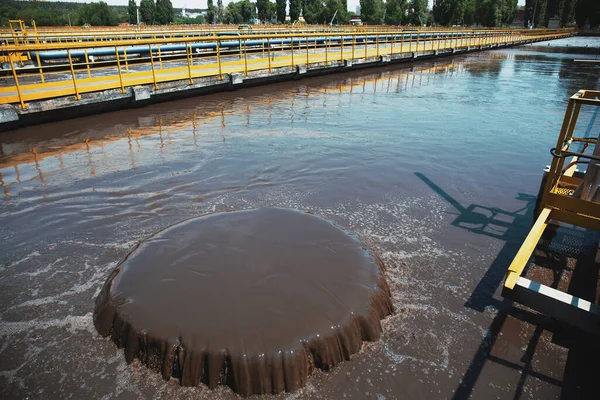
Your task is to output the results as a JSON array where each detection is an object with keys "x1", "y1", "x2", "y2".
[
  {"x1": 547, "y1": 209, "x2": 600, "y2": 231},
  {"x1": 546, "y1": 192, "x2": 600, "y2": 219},
  {"x1": 505, "y1": 207, "x2": 551, "y2": 290}
]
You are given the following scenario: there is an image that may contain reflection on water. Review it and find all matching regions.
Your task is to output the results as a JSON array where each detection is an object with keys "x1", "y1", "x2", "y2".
[
  {"x1": 0, "y1": 60, "x2": 469, "y2": 194},
  {"x1": 1, "y1": 44, "x2": 598, "y2": 198},
  {"x1": 1, "y1": 36, "x2": 600, "y2": 400}
]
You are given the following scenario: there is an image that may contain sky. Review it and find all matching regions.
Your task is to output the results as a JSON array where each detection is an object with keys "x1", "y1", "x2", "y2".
[{"x1": 48, "y1": 0, "x2": 525, "y2": 14}]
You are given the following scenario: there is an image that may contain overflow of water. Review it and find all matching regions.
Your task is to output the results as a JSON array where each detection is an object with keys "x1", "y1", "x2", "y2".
[{"x1": 0, "y1": 36, "x2": 599, "y2": 399}]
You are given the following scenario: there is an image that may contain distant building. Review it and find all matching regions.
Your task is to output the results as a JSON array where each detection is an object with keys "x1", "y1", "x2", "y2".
[
  {"x1": 548, "y1": 16, "x2": 560, "y2": 29},
  {"x1": 349, "y1": 16, "x2": 362, "y2": 26},
  {"x1": 181, "y1": 7, "x2": 204, "y2": 18}
]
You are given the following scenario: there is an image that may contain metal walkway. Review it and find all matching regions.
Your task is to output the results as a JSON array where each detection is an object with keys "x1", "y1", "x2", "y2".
[{"x1": 0, "y1": 28, "x2": 572, "y2": 109}]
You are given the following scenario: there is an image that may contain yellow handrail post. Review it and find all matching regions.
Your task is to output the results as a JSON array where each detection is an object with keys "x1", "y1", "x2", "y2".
[
  {"x1": 352, "y1": 33, "x2": 355, "y2": 61},
  {"x1": 376, "y1": 33, "x2": 379, "y2": 57},
  {"x1": 306, "y1": 35, "x2": 309, "y2": 67},
  {"x1": 401, "y1": 32, "x2": 404, "y2": 54},
  {"x1": 216, "y1": 40, "x2": 223, "y2": 80},
  {"x1": 243, "y1": 38, "x2": 248, "y2": 76},
  {"x1": 67, "y1": 49, "x2": 81, "y2": 100},
  {"x1": 291, "y1": 35, "x2": 294, "y2": 71},
  {"x1": 123, "y1": 46, "x2": 129, "y2": 73},
  {"x1": 35, "y1": 51, "x2": 44, "y2": 84},
  {"x1": 114, "y1": 47, "x2": 126, "y2": 94},
  {"x1": 415, "y1": 32, "x2": 419, "y2": 53},
  {"x1": 158, "y1": 44, "x2": 162, "y2": 69},
  {"x1": 267, "y1": 37, "x2": 272, "y2": 73},
  {"x1": 148, "y1": 44, "x2": 158, "y2": 89},
  {"x1": 186, "y1": 42, "x2": 193, "y2": 84},
  {"x1": 83, "y1": 49, "x2": 91, "y2": 78},
  {"x1": 8, "y1": 54, "x2": 27, "y2": 109}
]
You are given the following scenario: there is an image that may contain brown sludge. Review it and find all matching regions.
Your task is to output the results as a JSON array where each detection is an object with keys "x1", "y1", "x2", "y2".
[{"x1": 94, "y1": 207, "x2": 394, "y2": 396}]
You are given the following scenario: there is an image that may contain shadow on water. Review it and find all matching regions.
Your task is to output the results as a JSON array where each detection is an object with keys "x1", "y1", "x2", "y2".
[
  {"x1": 415, "y1": 172, "x2": 535, "y2": 311},
  {"x1": 415, "y1": 172, "x2": 600, "y2": 400}
]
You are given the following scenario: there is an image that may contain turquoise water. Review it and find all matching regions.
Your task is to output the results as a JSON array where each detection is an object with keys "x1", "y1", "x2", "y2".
[{"x1": 0, "y1": 37, "x2": 599, "y2": 399}]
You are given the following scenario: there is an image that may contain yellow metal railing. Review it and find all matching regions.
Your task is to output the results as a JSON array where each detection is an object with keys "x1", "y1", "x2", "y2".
[
  {"x1": 0, "y1": 29, "x2": 572, "y2": 109},
  {"x1": 501, "y1": 89, "x2": 600, "y2": 333},
  {"x1": 0, "y1": 24, "x2": 572, "y2": 45},
  {"x1": 504, "y1": 89, "x2": 600, "y2": 291}
]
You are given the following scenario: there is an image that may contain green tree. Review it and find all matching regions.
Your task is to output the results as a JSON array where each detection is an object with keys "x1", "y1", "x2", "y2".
[
  {"x1": 128, "y1": 0, "x2": 137, "y2": 24},
  {"x1": 433, "y1": 0, "x2": 452, "y2": 25},
  {"x1": 321, "y1": 0, "x2": 346, "y2": 24},
  {"x1": 207, "y1": 0, "x2": 215, "y2": 23},
  {"x1": 225, "y1": 1, "x2": 243, "y2": 22},
  {"x1": 276, "y1": 0, "x2": 286, "y2": 22},
  {"x1": 240, "y1": 0, "x2": 256, "y2": 21},
  {"x1": 385, "y1": 0, "x2": 407, "y2": 25},
  {"x1": 217, "y1": 0, "x2": 224, "y2": 22},
  {"x1": 463, "y1": 0, "x2": 476, "y2": 25},
  {"x1": 155, "y1": 0, "x2": 173, "y2": 24},
  {"x1": 15, "y1": 7, "x2": 67, "y2": 26},
  {"x1": 268, "y1": 1, "x2": 278, "y2": 20},
  {"x1": 560, "y1": 0, "x2": 576, "y2": 26},
  {"x1": 475, "y1": 0, "x2": 501, "y2": 26},
  {"x1": 257, "y1": 0, "x2": 270, "y2": 22},
  {"x1": 224, "y1": 0, "x2": 256, "y2": 23},
  {"x1": 500, "y1": 0, "x2": 518, "y2": 25},
  {"x1": 139, "y1": 0, "x2": 155, "y2": 24},
  {"x1": 76, "y1": 2, "x2": 117, "y2": 26},
  {"x1": 290, "y1": 0, "x2": 302, "y2": 21},
  {"x1": 407, "y1": 0, "x2": 427, "y2": 25},
  {"x1": 575, "y1": 0, "x2": 600, "y2": 27},
  {"x1": 0, "y1": 0, "x2": 130, "y2": 26},
  {"x1": 360, "y1": 0, "x2": 384, "y2": 24},
  {"x1": 302, "y1": 0, "x2": 325, "y2": 24},
  {"x1": 525, "y1": 0, "x2": 547, "y2": 27},
  {"x1": 303, "y1": 0, "x2": 325, "y2": 23}
]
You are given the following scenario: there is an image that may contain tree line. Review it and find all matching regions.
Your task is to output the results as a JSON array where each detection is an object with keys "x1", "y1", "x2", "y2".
[
  {"x1": 1, "y1": 0, "x2": 598, "y2": 28},
  {"x1": 138, "y1": 0, "x2": 175, "y2": 25},
  {"x1": 433, "y1": 0, "x2": 597, "y2": 27},
  {"x1": 0, "y1": 0, "x2": 126, "y2": 26},
  {"x1": 524, "y1": 0, "x2": 599, "y2": 29},
  {"x1": 433, "y1": 0, "x2": 519, "y2": 27}
]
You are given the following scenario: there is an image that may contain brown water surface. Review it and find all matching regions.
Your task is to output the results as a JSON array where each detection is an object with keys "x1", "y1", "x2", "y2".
[{"x1": 1, "y1": 37, "x2": 600, "y2": 399}]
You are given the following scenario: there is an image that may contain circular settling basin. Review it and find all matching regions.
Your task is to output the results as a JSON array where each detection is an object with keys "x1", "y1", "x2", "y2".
[{"x1": 94, "y1": 207, "x2": 394, "y2": 396}]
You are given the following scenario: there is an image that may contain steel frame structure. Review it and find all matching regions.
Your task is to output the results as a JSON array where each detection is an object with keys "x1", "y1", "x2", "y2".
[{"x1": 503, "y1": 90, "x2": 600, "y2": 333}]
